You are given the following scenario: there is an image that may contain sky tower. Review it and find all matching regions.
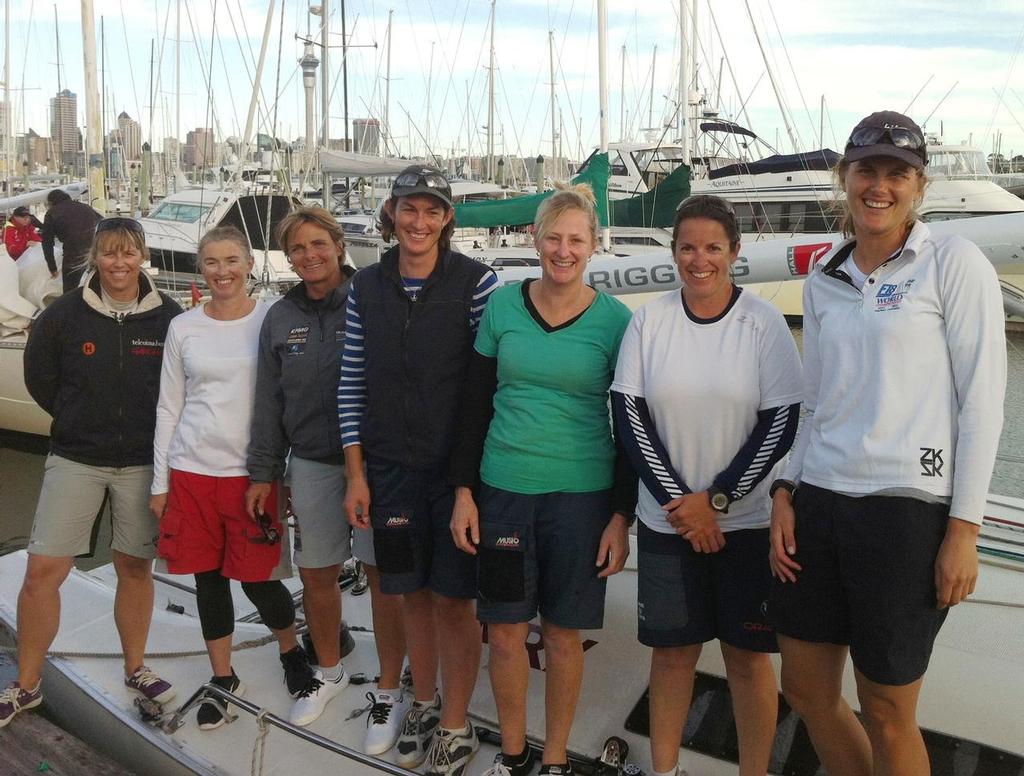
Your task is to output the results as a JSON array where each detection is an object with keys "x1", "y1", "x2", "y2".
[{"x1": 299, "y1": 42, "x2": 319, "y2": 171}]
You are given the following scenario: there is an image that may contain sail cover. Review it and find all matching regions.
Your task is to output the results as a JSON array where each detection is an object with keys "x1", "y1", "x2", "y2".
[
  {"x1": 610, "y1": 163, "x2": 691, "y2": 228},
  {"x1": 319, "y1": 149, "x2": 414, "y2": 177}
]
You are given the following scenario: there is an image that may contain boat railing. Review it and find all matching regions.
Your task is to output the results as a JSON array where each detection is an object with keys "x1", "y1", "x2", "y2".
[{"x1": 161, "y1": 683, "x2": 414, "y2": 775}]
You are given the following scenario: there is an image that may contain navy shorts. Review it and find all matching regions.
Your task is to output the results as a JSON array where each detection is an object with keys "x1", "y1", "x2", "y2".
[
  {"x1": 476, "y1": 484, "x2": 612, "y2": 630},
  {"x1": 637, "y1": 521, "x2": 777, "y2": 652},
  {"x1": 767, "y1": 484, "x2": 950, "y2": 686},
  {"x1": 366, "y1": 456, "x2": 476, "y2": 599}
]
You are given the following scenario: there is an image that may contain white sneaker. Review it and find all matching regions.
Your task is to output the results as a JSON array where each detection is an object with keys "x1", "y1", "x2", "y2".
[
  {"x1": 289, "y1": 667, "x2": 349, "y2": 727},
  {"x1": 362, "y1": 688, "x2": 413, "y2": 755}
]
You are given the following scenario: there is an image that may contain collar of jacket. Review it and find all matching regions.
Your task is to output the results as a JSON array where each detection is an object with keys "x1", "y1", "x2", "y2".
[
  {"x1": 379, "y1": 244, "x2": 453, "y2": 290},
  {"x1": 81, "y1": 268, "x2": 165, "y2": 317},
  {"x1": 285, "y1": 277, "x2": 350, "y2": 312},
  {"x1": 819, "y1": 220, "x2": 928, "y2": 282}
]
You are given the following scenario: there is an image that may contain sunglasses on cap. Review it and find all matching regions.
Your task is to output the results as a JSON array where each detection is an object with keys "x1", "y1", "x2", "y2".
[
  {"x1": 394, "y1": 170, "x2": 450, "y2": 191},
  {"x1": 248, "y1": 510, "x2": 281, "y2": 546},
  {"x1": 96, "y1": 216, "x2": 145, "y2": 236},
  {"x1": 847, "y1": 125, "x2": 925, "y2": 152}
]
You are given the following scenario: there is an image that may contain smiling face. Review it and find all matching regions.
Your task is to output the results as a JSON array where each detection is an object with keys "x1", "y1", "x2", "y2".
[
  {"x1": 199, "y1": 239, "x2": 254, "y2": 302},
  {"x1": 94, "y1": 232, "x2": 145, "y2": 302},
  {"x1": 285, "y1": 221, "x2": 344, "y2": 294},
  {"x1": 842, "y1": 157, "x2": 924, "y2": 242},
  {"x1": 535, "y1": 207, "x2": 596, "y2": 288},
  {"x1": 386, "y1": 194, "x2": 453, "y2": 262},
  {"x1": 674, "y1": 216, "x2": 739, "y2": 312}
]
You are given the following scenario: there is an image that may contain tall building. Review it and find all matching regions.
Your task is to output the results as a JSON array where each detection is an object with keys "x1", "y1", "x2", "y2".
[
  {"x1": 352, "y1": 118, "x2": 380, "y2": 155},
  {"x1": 184, "y1": 127, "x2": 216, "y2": 169},
  {"x1": 50, "y1": 89, "x2": 77, "y2": 153},
  {"x1": 117, "y1": 111, "x2": 142, "y2": 160}
]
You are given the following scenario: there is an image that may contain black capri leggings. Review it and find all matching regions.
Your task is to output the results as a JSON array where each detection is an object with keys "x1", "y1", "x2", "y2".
[{"x1": 194, "y1": 569, "x2": 296, "y2": 642}]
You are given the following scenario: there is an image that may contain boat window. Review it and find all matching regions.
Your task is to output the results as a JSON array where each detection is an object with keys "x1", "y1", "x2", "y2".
[
  {"x1": 148, "y1": 202, "x2": 211, "y2": 223},
  {"x1": 927, "y1": 150, "x2": 991, "y2": 178},
  {"x1": 609, "y1": 151, "x2": 629, "y2": 177},
  {"x1": 338, "y1": 221, "x2": 370, "y2": 235},
  {"x1": 732, "y1": 201, "x2": 839, "y2": 235},
  {"x1": 919, "y1": 211, "x2": 975, "y2": 222}
]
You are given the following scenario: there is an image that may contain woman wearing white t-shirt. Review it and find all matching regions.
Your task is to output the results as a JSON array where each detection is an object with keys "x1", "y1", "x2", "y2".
[
  {"x1": 150, "y1": 226, "x2": 310, "y2": 730},
  {"x1": 611, "y1": 195, "x2": 802, "y2": 776}
]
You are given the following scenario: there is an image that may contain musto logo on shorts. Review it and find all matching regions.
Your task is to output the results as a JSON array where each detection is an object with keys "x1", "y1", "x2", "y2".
[
  {"x1": 494, "y1": 532, "x2": 521, "y2": 549},
  {"x1": 874, "y1": 278, "x2": 915, "y2": 312},
  {"x1": 385, "y1": 513, "x2": 410, "y2": 528}
]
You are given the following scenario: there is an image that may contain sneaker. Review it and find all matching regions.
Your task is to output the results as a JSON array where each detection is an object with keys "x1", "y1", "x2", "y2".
[
  {"x1": 425, "y1": 723, "x2": 479, "y2": 776},
  {"x1": 279, "y1": 646, "x2": 314, "y2": 698},
  {"x1": 395, "y1": 693, "x2": 442, "y2": 768},
  {"x1": 125, "y1": 665, "x2": 176, "y2": 704},
  {"x1": 482, "y1": 747, "x2": 536, "y2": 776},
  {"x1": 0, "y1": 682, "x2": 42, "y2": 729},
  {"x1": 538, "y1": 766, "x2": 572, "y2": 776},
  {"x1": 289, "y1": 667, "x2": 349, "y2": 727},
  {"x1": 363, "y1": 689, "x2": 413, "y2": 755},
  {"x1": 197, "y1": 672, "x2": 244, "y2": 731}
]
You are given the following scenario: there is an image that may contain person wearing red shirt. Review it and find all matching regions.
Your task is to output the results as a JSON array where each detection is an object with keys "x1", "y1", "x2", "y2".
[{"x1": 3, "y1": 206, "x2": 42, "y2": 260}]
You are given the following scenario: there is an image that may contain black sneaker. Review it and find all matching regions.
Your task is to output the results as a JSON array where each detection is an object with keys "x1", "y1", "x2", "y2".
[
  {"x1": 279, "y1": 645, "x2": 313, "y2": 697},
  {"x1": 538, "y1": 765, "x2": 572, "y2": 776},
  {"x1": 197, "y1": 671, "x2": 244, "y2": 731},
  {"x1": 482, "y1": 746, "x2": 536, "y2": 776}
]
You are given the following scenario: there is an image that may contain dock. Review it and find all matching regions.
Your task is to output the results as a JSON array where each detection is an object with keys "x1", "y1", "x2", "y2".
[{"x1": 0, "y1": 709, "x2": 136, "y2": 775}]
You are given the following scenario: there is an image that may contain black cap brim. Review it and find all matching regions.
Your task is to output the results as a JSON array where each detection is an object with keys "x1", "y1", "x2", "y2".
[
  {"x1": 391, "y1": 184, "x2": 453, "y2": 209},
  {"x1": 844, "y1": 143, "x2": 925, "y2": 169}
]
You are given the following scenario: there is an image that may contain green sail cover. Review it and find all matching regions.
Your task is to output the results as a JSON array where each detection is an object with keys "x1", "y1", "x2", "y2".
[
  {"x1": 454, "y1": 153, "x2": 610, "y2": 228},
  {"x1": 610, "y1": 162, "x2": 691, "y2": 228}
]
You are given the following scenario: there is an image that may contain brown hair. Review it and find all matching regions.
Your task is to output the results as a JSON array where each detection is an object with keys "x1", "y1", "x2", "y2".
[
  {"x1": 671, "y1": 194, "x2": 741, "y2": 252},
  {"x1": 379, "y1": 195, "x2": 455, "y2": 256},
  {"x1": 534, "y1": 182, "x2": 599, "y2": 248},
  {"x1": 833, "y1": 158, "x2": 928, "y2": 237},
  {"x1": 275, "y1": 206, "x2": 346, "y2": 262},
  {"x1": 87, "y1": 225, "x2": 149, "y2": 272}
]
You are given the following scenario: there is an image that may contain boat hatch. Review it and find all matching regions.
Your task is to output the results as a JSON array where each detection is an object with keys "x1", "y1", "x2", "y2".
[
  {"x1": 215, "y1": 195, "x2": 297, "y2": 251},
  {"x1": 624, "y1": 672, "x2": 1024, "y2": 775}
]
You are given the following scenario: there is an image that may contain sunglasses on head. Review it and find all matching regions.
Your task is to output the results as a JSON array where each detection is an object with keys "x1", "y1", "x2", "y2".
[
  {"x1": 394, "y1": 171, "x2": 450, "y2": 191},
  {"x1": 847, "y1": 126, "x2": 925, "y2": 152},
  {"x1": 96, "y1": 217, "x2": 145, "y2": 236},
  {"x1": 678, "y1": 195, "x2": 737, "y2": 217},
  {"x1": 248, "y1": 510, "x2": 281, "y2": 546}
]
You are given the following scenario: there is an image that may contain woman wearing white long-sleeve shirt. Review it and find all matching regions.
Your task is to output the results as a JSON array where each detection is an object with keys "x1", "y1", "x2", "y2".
[
  {"x1": 150, "y1": 226, "x2": 309, "y2": 730},
  {"x1": 767, "y1": 111, "x2": 1007, "y2": 775}
]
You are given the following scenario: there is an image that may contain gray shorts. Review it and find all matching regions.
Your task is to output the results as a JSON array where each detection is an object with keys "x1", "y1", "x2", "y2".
[
  {"x1": 28, "y1": 454, "x2": 158, "y2": 559},
  {"x1": 287, "y1": 455, "x2": 375, "y2": 568}
]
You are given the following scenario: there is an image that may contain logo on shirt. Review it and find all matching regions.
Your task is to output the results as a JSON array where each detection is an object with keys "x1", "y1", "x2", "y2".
[
  {"x1": 786, "y1": 243, "x2": 832, "y2": 276},
  {"x1": 130, "y1": 337, "x2": 164, "y2": 358},
  {"x1": 919, "y1": 448, "x2": 944, "y2": 477},
  {"x1": 286, "y1": 325, "x2": 309, "y2": 355},
  {"x1": 82, "y1": 341, "x2": 96, "y2": 356},
  {"x1": 494, "y1": 532, "x2": 521, "y2": 549},
  {"x1": 385, "y1": 514, "x2": 410, "y2": 528},
  {"x1": 875, "y1": 278, "x2": 915, "y2": 312}
]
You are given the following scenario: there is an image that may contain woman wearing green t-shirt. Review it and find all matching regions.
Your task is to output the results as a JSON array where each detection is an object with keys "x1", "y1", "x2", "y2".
[{"x1": 449, "y1": 183, "x2": 637, "y2": 776}]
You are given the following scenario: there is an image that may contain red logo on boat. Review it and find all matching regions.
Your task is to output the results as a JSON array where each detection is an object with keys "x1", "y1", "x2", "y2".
[{"x1": 787, "y1": 243, "x2": 832, "y2": 276}]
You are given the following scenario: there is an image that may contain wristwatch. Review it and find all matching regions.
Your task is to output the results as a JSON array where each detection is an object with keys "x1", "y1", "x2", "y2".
[
  {"x1": 769, "y1": 479, "x2": 797, "y2": 499},
  {"x1": 707, "y1": 486, "x2": 730, "y2": 514}
]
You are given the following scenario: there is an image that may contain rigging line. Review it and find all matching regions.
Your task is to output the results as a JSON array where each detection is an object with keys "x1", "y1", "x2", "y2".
[
  {"x1": 422, "y1": 0, "x2": 474, "y2": 156},
  {"x1": 117, "y1": 0, "x2": 145, "y2": 129},
  {"x1": 991, "y1": 88, "x2": 1024, "y2": 136},
  {"x1": 766, "y1": 0, "x2": 813, "y2": 153},
  {"x1": 705, "y1": 2, "x2": 755, "y2": 141},
  {"x1": 258, "y1": 0, "x2": 288, "y2": 286},
  {"x1": 494, "y1": 64, "x2": 535, "y2": 187},
  {"x1": 981, "y1": 22, "x2": 1024, "y2": 152}
]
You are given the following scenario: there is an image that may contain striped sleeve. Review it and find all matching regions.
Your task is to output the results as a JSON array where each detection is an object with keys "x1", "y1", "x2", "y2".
[
  {"x1": 469, "y1": 270, "x2": 500, "y2": 331},
  {"x1": 714, "y1": 403, "x2": 800, "y2": 501},
  {"x1": 611, "y1": 390, "x2": 690, "y2": 505},
  {"x1": 338, "y1": 285, "x2": 366, "y2": 448}
]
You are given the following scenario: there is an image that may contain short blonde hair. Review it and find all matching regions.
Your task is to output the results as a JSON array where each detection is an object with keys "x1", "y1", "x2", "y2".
[
  {"x1": 276, "y1": 206, "x2": 346, "y2": 258},
  {"x1": 534, "y1": 182, "x2": 599, "y2": 248},
  {"x1": 86, "y1": 224, "x2": 149, "y2": 272}
]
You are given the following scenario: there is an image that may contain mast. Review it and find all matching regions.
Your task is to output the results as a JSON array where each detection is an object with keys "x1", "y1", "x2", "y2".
[
  {"x1": 549, "y1": 30, "x2": 556, "y2": 180},
  {"x1": 486, "y1": 0, "x2": 495, "y2": 182},
  {"x1": 648, "y1": 45, "x2": 656, "y2": 129},
  {"x1": 341, "y1": 0, "x2": 350, "y2": 207},
  {"x1": 383, "y1": 9, "x2": 392, "y2": 156},
  {"x1": 81, "y1": 0, "x2": 106, "y2": 212},
  {"x1": 54, "y1": 4, "x2": 63, "y2": 175},
  {"x1": 320, "y1": 0, "x2": 329, "y2": 208},
  {"x1": 678, "y1": 0, "x2": 690, "y2": 164},
  {"x1": 4, "y1": 0, "x2": 11, "y2": 195},
  {"x1": 743, "y1": 0, "x2": 798, "y2": 153},
  {"x1": 597, "y1": 0, "x2": 609, "y2": 250},
  {"x1": 175, "y1": 0, "x2": 180, "y2": 189},
  {"x1": 236, "y1": 0, "x2": 276, "y2": 182},
  {"x1": 426, "y1": 41, "x2": 434, "y2": 158},
  {"x1": 619, "y1": 44, "x2": 625, "y2": 141}
]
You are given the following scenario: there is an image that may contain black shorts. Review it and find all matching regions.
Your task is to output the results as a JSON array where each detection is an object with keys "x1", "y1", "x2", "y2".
[
  {"x1": 475, "y1": 484, "x2": 612, "y2": 630},
  {"x1": 366, "y1": 456, "x2": 476, "y2": 598},
  {"x1": 637, "y1": 521, "x2": 777, "y2": 652},
  {"x1": 767, "y1": 484, "x2": 950, "y2": 686}
]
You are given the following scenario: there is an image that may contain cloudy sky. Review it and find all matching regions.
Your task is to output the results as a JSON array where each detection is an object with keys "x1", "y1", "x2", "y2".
[{"x1": 7, "y1": 0, "x2": 1024, "y2": 163}]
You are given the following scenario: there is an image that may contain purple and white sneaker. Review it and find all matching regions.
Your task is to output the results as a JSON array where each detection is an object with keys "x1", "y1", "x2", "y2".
[
  {"x1": 125, "y1": 666, "x2": 176, "y2": 704},
  {"x1": 0, "y1": 681, "x2": 43, "y2": 729}
]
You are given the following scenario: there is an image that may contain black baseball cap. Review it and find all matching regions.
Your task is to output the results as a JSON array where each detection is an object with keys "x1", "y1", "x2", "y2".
[
  {"x1": 12, "y1": 206, "x2": 30, "y2": 217},
  {"x1": 844, "y1": 111, "x2": 927, "y2": 169},
  {"x1": 390, "y1": 165, "x2": 453, "y2": 208}
]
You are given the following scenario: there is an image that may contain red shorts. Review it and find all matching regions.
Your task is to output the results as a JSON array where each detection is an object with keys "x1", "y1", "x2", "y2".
[{"x1": 158, "y1": 470, "x2": 283, "y2": 582}]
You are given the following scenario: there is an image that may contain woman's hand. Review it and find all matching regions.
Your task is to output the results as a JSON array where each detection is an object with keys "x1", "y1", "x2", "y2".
[
  {"x1": 149, "y1": 493, "x2": 168, "y2": 522},
  {"x1": 934, "y1": 517, "x2": 979, "y2": 608},
  {"x1": 450, "y1": 487, "x2": 480, "y2": 555},
  {"x1": 596, "y1": 513, "x2": 630, "y2": 578},
  {"x1": 664, "y1": 493, "x2": 725, "y2": 553},
  {"x1": 769, "y1": 489, "x2": 802, "y2": 582},
  {"x1": 345, "y1": 475, "x2": 371, "y2": 529},
  {"x1": 244, "y1": 481, "x2": 273, "y2": 519}
]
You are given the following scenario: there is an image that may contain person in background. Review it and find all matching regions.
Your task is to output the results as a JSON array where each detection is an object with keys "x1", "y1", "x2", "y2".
[
  {"x1": 340, "y1": 165, "x2": 499, "y2": 776},
  {"x1": 450, "y1": 183, "x2": 635, "y2": 776},
  {"x1": 246, "y1": 206, "x2": 408, "y2": 744},
  {"x1": 1, "y1": 217, "x2": 181, "y2": 730},
  {"x1": 150, "y1": 226, "x2": 311, "y2": 730},
  {"x1": 612, "y1": 194, "x2": 802, "y2": 776},
  {"x1": 768, "y1": 111, "x2": 1006, "y2": 775},
  {"x1": 41, "y1": 189, "x2": 102, "y2": 292},
  {"x1": 4, "y1": 206, "x2": 42, "y2": 260}
]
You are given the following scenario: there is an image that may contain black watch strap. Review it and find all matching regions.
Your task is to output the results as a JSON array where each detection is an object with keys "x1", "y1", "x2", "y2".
[
  {"x1": 707, "y1": 486, "x2": 730, "y2": 514},
  {"x1": 769, "y1": 479, "x2": 797, "y2": 499}
]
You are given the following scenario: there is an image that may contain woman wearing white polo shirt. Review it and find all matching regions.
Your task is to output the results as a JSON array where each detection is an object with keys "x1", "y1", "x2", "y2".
[{"x1": 612, "y1": 194, "x2": 802, "y2": 776}]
